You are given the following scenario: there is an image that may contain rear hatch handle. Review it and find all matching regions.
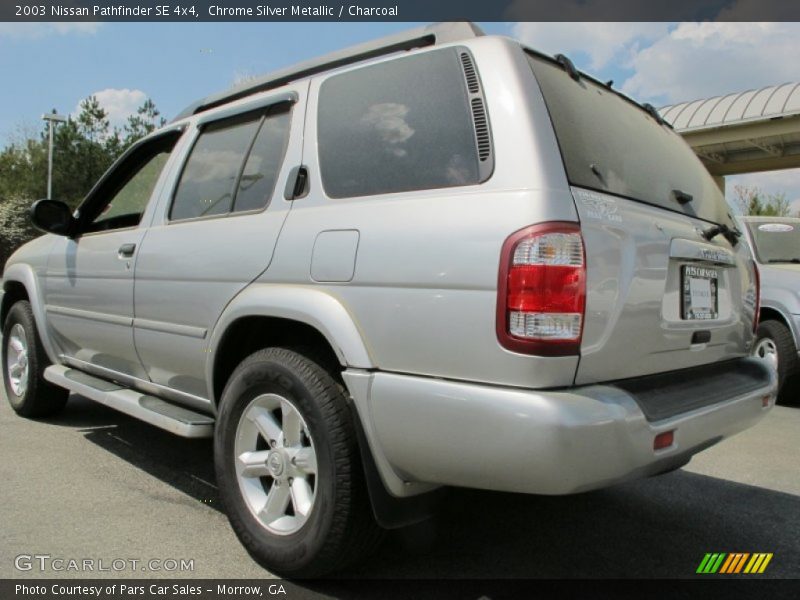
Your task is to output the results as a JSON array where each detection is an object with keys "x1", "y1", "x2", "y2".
[{"x1": 670, "y1": 238, "x2": 736, "y2": 266}]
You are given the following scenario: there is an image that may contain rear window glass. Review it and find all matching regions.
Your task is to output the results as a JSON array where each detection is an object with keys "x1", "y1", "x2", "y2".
[
  {"x1": 318, "y1": 49, "x2": 481, "y2": 199},
  {"x1": 171, "y1": 117, "x2": 261, "y2": 220},
  {"x1": 527, "y1": 52, "x2": 732, "y2": 226},
  {"x1": 745, "y1": 221, "x2": 800, "y2": 263},
  {"x1": 170, "y1": 105, "x2": 291, "y2": 221},
  {"x1": 233, "y1": 107, "x2": 291, "y2": 213}
]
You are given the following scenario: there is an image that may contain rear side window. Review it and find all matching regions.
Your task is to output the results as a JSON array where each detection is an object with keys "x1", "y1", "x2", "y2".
[
  {"x1": 233, "y1": 107, "x2": 291, "y2": 213},
  {"x1": 318, "y1": 48, "x2": 485, "y2": 199},
  {"x1": 171, "y1": 116, "x2": 260, "y2": 220},
  {"x1": 170, "y1": 105, "x2": 291, "y2": 221}
]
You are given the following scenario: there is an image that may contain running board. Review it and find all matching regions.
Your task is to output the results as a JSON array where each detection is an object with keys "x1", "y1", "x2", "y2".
[{"x1": 44, "y1": 365, "x2": 214, "y2": 438}]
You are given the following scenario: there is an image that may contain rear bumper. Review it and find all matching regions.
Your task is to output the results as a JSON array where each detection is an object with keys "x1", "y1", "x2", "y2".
[{"x1": 361, "y1": 358, "x2": 777, "y2": 495}]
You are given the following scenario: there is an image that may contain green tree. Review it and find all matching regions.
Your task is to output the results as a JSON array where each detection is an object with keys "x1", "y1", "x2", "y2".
[
  {"x1": 732, "y1": 184, "x2": 792, "y2": 217},
  {"x1": 0, "y1": 195, "x2": 37, "y2": 267},
  {"x1": 0, "y1": 96, "x2": 165, "y2": 269},
  {"x1": 760, "y1": 191, "x2": 791, "y2": 217},
  {"x1": 123, "y1": 98, "x2": 167, "y2": 147}
]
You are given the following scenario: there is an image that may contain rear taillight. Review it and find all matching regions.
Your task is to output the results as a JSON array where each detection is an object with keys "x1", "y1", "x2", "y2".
[
  {"x1": 496, "y1": 222, "x2": 586, "y2": 356},
  {"x1": 752, "y1": 259, "x2": 760, "y2": 334}
]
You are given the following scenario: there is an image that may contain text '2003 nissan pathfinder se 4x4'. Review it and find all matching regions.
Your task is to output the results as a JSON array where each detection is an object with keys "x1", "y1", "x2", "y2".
[{"x1": 1, "y1": 23, "x2": 777, "y2": 576}]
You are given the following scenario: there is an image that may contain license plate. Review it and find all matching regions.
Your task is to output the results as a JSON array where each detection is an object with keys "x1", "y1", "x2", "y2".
[{"x1": 682, "y1": 265, "x2": 718, "y2": 320}]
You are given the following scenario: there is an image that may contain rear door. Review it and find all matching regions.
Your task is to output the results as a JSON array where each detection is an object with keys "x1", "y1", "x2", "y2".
[
  {"x1": 132, "y1": 87, "x2": 304, "y2": 401},
  {"x1": 526, "y1": 52, "x2": 758, "y2": 384},
  {"x1": 573, "y1": 187, "x2": 753, "y2": 383}
]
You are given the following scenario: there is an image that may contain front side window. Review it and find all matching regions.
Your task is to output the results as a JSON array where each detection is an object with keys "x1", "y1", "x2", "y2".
[
  {"x1": 317, "y1": 48, "x2": 483, "y2": 199},
  {"x1": 83, "y1": 131, "x2": 180, "y2": 233}
]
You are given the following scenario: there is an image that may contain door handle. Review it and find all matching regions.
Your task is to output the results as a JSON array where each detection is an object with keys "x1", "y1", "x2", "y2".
[
  {"x1": 118, "y1": 243, "x2": 136, "y2": 259},
  {"x1": 284, "y1": 165, "x2": 309, "y2": 200}
]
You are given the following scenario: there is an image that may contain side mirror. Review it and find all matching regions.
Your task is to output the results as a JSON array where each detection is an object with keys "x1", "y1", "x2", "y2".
[{"x1": 30, "y1": 199, "x2": 75, "y2": 237}]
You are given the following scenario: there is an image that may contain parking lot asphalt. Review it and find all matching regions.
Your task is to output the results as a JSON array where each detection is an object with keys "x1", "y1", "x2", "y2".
[{"x1": 1, "y1": 383, "x2": 798, "y2": 580}]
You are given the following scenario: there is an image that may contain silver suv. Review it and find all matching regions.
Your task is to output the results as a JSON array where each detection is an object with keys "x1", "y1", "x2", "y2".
[
  {"x1": 739, "y1": 216, "x2": 800, "y2": 396},
  {"x1": 1, "y1": 23, "x2": 776, "y2": 576}
]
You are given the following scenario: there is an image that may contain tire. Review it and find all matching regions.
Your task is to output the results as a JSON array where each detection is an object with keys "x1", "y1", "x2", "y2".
[
  {"x1": 2, "y1": 300, "x2": 68, "y2": 418},
  {"x1": 753, "y1": 319, "x2": 798, "y2": 399},
  {"x1": 214, "y1": 347, "x2": 382, "y2": 577}
]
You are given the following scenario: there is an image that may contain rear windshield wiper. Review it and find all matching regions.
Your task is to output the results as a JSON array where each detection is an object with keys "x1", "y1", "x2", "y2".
[
  {"x1": 702, "y1": 223, "x2": 741, "y2": 246},
  {"x1": 767, "y1": 258, "x2": 800, "y2": 264}
]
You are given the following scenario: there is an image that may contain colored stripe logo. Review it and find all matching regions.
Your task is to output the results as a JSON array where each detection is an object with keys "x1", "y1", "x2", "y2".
[{"x1": 696, "y1": 553, "x2": 773, "y2": 574}]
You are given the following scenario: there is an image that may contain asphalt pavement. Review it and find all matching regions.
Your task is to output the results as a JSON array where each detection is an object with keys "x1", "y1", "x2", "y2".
[{"x1": 1, "y1": 382, "x2": 798, "y2": 580}]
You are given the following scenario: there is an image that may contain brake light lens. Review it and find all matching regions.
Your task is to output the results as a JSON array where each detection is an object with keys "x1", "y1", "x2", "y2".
[
  {"x1": 497, "y1": 223, "x2": 586, "y2": 356},
  {"x1": 654, "y1": 430, "x2": 675, "y2": 451},
  {"x1": 751, "y1": 259, "x2": 760, "y2": 334}
]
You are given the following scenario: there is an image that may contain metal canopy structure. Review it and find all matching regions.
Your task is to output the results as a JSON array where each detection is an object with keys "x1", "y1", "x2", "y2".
[{"x1": 660, "y1": 83, "x2": 800, "y2": 178}]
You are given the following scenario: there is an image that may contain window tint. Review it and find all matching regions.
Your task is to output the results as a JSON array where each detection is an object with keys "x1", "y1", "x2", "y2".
[
  {"x1": 318, "y1": 49, "x2": 481, "y2": 199},
  {"x1": 233, "y1": 107, "x2": 292, "y2": 213},
  {"x1": 527, "y1": 52, "x2": 733, "y2": 227},
  {"x1": 171, "y1": 117, "x2": 261, "y2": 221},
  {"x1": 85, "y1": 132, "x2": 180, "y2": 233}
]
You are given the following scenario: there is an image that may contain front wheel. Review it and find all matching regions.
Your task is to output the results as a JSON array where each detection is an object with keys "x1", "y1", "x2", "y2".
[
  {"x1": 752, "y1": 319, "x2": 798, "y2": 400},
  {"x1": 214, "y1": 348, "x2": 382, "y2": 577},
  {"x1": 2, "y1": 300, "x2": 68, "y2": 417}
]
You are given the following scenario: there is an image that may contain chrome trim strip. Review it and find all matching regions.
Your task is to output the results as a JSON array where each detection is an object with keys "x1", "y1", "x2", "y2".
[
  {"x1": 133, "y1": 318, "x2": 207, "y2": 339},
  {"x1": 59, "y1": 356, "x2": 213, "y2": 414},
  {"x1": 46, "y1": 305, "x2": 133, "y2": 327},
  {"x1": 669, "y1": 238, "x2": 736, "y2": 266}
]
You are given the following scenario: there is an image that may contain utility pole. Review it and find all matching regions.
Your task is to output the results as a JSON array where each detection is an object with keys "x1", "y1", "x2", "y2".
[{"x1": 41, "y1": 110, "x2": 67, "y2": 199}]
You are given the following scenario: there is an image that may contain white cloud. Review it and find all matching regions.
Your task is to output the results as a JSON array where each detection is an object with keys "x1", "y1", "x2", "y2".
[
  {"x1": 0, "y1": 22, "x2": 100, "y2": 39},
  {"x1": 512, "y1": 22, "x2": 668, "y2": 71},
  {"x1": 621, "y1": 22, "x2": 800, "y2": 105},
  {"x1": 76, "y1": 88, "x2": 147, "y2": 130},
  {"x1": 512, "y1": 21, "x2": 800, "y2": 107}
]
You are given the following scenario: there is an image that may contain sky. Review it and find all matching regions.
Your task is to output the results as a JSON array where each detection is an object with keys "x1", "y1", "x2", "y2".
[{"x1": 1, "y1": 21, "x2": 798, "y2": 211}]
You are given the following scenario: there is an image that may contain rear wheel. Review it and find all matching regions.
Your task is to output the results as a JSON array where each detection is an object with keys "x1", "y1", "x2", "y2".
[
  {"x1": 214, "y1": 347, "x2": 382, "y2": 577},
  {"x1": 2, "y1": 300, "x2": 68, "y2": 417},
  {"x1": 753, "y1": 319, "x2": 798, "y2": 401}
]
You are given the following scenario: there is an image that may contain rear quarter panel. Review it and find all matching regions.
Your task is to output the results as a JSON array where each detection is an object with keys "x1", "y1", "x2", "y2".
[{"x1": 263, "y1": 37, "x2": 583, "y2": 388}]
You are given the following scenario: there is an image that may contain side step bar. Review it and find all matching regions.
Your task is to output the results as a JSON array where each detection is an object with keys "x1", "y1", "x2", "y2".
[{"x1": 44, "y1": 365, "x2": 214, "y2": 438}]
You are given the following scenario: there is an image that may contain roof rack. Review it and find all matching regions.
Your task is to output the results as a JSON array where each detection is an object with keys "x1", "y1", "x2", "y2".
[{"x1": 173, "y1": 21, "x2": 485, "y2": 121}]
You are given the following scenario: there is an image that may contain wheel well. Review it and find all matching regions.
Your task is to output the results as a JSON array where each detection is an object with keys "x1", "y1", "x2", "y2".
[
  {"x1": 760, "y1": 307, "x2": 790, "y2": 330},
  {"x1": 212, "y1": 316, "x2": 344, "y2": 405},
  {"x1": 760, "y1": 307, "x2": 798, "y2": 345},
  {"x1": 1, "y1": 281, "x2": 29, "y2": 327}
]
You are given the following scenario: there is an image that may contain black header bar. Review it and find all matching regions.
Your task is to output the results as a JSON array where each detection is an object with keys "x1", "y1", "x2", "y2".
[{"x1": 3, "y1": 0, "x2": 800, "y2": 22}]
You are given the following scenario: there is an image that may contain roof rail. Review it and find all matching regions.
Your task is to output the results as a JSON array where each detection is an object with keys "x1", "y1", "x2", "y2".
[{"x1": 173, "y1": 21, "x2": 485, "y2": 121}]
